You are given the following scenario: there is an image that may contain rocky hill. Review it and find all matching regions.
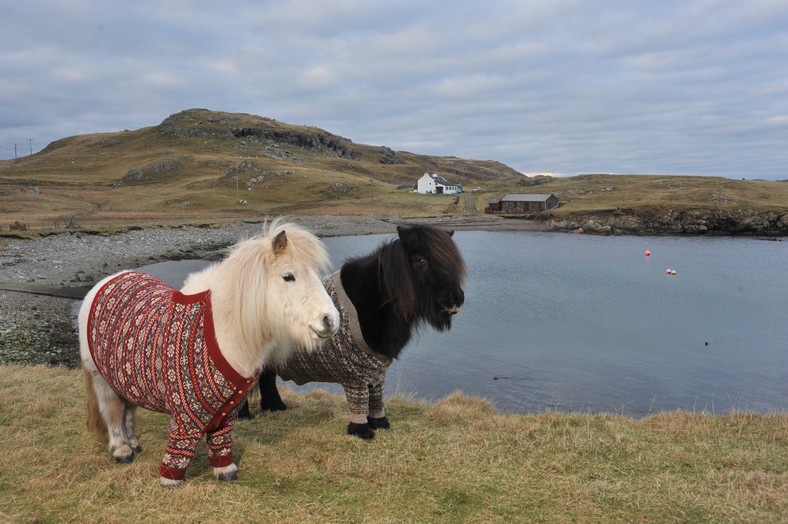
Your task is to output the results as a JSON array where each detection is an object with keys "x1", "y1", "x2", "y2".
[
  {"x1": 0, "y1": 108, "x2": 523, "y2": 228},
  {"x1": 2, "y1": 109, "x2": 787, "y2": 235}
]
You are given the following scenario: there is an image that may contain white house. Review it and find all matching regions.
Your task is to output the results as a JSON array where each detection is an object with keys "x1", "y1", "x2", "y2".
[{"x1": 416, "y1": 173, "x2": 462, "y2": 195}]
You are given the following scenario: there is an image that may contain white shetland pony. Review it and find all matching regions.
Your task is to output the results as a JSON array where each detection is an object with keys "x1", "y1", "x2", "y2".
[{"x1": 79, "y1": 220, "x2": 339, "y2": 487}]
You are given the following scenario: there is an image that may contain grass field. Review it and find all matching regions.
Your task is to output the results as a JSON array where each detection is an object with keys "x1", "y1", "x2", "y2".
[{"x1": 1, "y1": 365, "x2": 786, "y2": 522}]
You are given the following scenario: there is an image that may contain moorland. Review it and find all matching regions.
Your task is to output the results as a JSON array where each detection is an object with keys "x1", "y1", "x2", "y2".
[{"x1": 2, "y1": 108, "x2": 787, "y2": 236}]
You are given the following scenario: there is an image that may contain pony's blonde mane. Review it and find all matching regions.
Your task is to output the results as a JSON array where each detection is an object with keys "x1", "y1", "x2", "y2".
[{"x1": 218, "y1": 219, "x2": 331, "y2": 368}]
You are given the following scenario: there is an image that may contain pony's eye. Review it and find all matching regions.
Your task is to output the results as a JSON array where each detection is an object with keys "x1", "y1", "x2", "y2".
[
  {"x1": 283, "y1": 273, "x2": 295, "y2": 282},
  {"x1": 415, "y1": 257, "x2": 429, "y2": 268}
]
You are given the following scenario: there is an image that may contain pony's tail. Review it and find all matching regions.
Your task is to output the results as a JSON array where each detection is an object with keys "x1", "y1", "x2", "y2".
[{"x1": 83, "y1": 368, "x2": 107, "y2": 438}]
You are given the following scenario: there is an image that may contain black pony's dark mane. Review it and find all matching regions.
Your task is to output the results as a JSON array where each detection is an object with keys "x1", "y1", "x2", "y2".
[
  {"x1": 340, "y1": 225, "x2": 466, "y2": 359},
  {"x1": 377, "y1": 238, "x2": 417, "y2": 323}
]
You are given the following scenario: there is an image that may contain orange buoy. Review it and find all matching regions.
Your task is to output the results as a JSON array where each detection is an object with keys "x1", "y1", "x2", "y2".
[{"x1": 645, "y1": 250, "x2": 651, "y2": 257}]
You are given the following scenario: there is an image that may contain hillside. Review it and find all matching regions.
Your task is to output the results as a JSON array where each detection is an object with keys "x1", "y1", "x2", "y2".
[
  {"x1": 2, "y1": 108, "x2": 787, "y2": 235},
  {"x1": 0, "y1": 108, "x2": 522, "y2": 228}
]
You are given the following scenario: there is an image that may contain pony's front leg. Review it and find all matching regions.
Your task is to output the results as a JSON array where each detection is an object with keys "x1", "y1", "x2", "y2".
[
  {"x1": 343, "y1": 383, "x2": 375, "y2": 439},
  {"x1": 206, "y1": 423, "x2": 238, "y2": 482},
  {"x1": 367, "y1": 381, "x2": 390, "y2": 431},
  {"x1": 159, "y1": 419, "x2": 201, "y2": 488}
]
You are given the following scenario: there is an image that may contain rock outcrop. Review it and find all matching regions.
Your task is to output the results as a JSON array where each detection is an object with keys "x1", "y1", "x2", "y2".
[{"x1": 546, "y1": 209, "x2": 788, "y2": 236}]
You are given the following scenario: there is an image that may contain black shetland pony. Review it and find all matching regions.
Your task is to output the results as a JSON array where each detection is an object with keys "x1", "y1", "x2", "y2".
[{"x1": 239, "y1": 224, "x2": 466, "y2": 439}]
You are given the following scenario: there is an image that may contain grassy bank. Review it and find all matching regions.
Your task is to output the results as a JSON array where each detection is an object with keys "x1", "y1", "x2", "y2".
[{"x1": 1, "y1": 365, "x2": 786, "y2": 522}]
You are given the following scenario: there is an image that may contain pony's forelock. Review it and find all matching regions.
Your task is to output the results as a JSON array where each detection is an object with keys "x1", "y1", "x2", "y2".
[
  {"x1": 265, "y1": 220, "x2": 332, "y2": 273},
  {"x1": 420, "y1": 227, "x2": 468, "y2": 284}
]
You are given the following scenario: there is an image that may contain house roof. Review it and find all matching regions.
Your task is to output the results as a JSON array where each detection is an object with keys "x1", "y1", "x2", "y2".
[
  {"x1": 434, "y1": 176, "x2": 460, "y2": 186},
  {"x1": 501, "y1": 193, "x2": 556, "y2": 202},
  {"x1": 423, "y1": 173, "x2": 460, "y2": 187}
]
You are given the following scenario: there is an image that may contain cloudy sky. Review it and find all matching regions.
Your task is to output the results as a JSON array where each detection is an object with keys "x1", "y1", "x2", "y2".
[{"x1": 2, "y1": 0, "x2": 787, "y2": 180}]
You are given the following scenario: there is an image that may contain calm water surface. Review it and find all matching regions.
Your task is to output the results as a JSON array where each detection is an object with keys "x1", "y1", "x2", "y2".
[{"x1": 139, "y1": 231, "x2": 788, "y2": 416}]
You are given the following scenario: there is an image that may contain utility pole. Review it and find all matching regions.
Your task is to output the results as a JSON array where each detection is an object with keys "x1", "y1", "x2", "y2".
[
  {"x1": 13, "y1": 143, "x2": 18, "y2": 160},
  {"x1": 28, "y1": 139, "x2": 33, "y2": 155}
]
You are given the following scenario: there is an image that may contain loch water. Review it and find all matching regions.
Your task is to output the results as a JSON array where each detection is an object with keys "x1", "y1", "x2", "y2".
[{"x1": 139, "y1": 231, "x2": 788, "y2": 417}]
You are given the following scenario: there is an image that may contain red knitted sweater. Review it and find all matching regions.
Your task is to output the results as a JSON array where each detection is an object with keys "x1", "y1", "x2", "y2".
[{"x1": 87, "y1": 271, "x2": 258, "y2": 481}]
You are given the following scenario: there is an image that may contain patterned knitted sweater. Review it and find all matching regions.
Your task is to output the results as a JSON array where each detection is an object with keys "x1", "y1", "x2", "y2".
[
  {"x1": 87, "y1": 271, "x2": 258, "y2": 481},
  {"x1": 275, "y1": 271, "x2": 393, "y2": 423}
]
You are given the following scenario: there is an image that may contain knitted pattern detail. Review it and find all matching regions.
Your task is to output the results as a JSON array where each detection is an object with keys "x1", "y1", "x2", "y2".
[
  {"x1": 87, "y1": 271, "x2": 258, "y2": 480},
  {"x1": 276, "y1": 271, "x2": 392, "y2": 418}
]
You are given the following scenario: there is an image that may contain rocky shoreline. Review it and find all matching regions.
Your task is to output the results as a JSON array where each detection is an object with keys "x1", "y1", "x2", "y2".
[
  {"x1": 0, "y1": 215, "x2": 544, "y2": 368},
  {"x1": 1, "y1": 212, "x2": 783, "y2": 368},
  {"x1": 546, "y1": 208, "x2": 788, "y2": 236}
]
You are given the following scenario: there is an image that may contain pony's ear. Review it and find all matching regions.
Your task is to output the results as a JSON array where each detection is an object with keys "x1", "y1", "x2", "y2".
[
  {"x1": 396, "y1": 225, "x2": 415, "y2": 246},
  {"x1": 448, "y1": 230, "x2": 454, "y2": 237},
  {"x1": 273, "y1": 230, "x2": 288, "y2": 256}
]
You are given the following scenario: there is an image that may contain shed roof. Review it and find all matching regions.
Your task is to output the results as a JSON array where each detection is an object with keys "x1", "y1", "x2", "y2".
[{"x1": 501, "y1": 193, "x2": 556, "y2": 202}]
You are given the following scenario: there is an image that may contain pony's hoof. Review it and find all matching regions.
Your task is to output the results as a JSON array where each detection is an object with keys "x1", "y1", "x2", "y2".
[
  {"x1": 159, "y1": 476, "x2": 184, "y2": 488},
  {"x1": 111, "y1": 444, "x2": 134, "y2": 464},
  {"x1": 214, "y1": 463, "x2": 238, "y2": 482},
  {"x1": 237, "y1": 402, "x2": 252, "y2": 421},
  {"x1": 368, "y1": 416, "x2": 390, "y2": 430},
  {"x1": 347, "y1": 422, "x2": 375, "y2": 440}
]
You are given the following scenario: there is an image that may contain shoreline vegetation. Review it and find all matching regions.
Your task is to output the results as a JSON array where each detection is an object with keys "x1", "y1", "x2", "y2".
[{"x1": 1, "y1": 364, "x2": 786, "y2": 522}]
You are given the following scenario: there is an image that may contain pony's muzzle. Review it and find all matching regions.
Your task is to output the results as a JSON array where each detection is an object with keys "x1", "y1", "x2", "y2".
[
  {"x1": 445, "y1": 305, "x2": 462, "y2": 315},
  {"x1": 313, "y1": 313, "x2": 339, "y2": 339},
  {"x1": 442, "y1": 287, "x2": 464, "y2": 315}
]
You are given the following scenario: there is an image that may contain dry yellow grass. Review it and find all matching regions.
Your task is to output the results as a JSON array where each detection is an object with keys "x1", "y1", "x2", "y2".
[{"x1": 1, "y1": 365, "x2": 786, "y2": 522}]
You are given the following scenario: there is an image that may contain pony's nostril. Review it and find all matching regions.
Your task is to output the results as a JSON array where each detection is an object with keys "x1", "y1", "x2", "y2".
[{"x1": 322, "y1": 314, "x2": 337, "y2": 332}]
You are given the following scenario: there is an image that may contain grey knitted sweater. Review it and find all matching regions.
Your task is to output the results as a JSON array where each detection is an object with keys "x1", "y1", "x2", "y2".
[{"x1": 275, "y1": 271, "x2": 393, "y2": 423}]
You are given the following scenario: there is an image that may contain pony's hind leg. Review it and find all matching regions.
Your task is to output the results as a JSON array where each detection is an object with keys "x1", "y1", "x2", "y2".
[
  {"x1": 124, "y1": 404, "x2": 142, "y2": 455},
  {"x1": 91, "y1": 373, "x2": 136, "y2": 463}
]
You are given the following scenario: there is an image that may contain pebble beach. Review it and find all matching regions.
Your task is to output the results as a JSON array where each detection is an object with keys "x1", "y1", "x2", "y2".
[{"x1": 0, "y1": 215, "x2": 539, "y2": 367}]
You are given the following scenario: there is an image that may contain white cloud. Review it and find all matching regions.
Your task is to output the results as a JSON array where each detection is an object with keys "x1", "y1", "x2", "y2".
[{"x1": 0, "y1": 0, "x2": 786, "y2": 179}]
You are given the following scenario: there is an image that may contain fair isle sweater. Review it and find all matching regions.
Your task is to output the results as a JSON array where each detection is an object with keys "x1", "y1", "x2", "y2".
[
  {"x1": 87, "y1": 271, "x2": 258, "y2": 481},
  {"x1": 276, "y1": 271, "x2": 393, "y2": 423}
]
